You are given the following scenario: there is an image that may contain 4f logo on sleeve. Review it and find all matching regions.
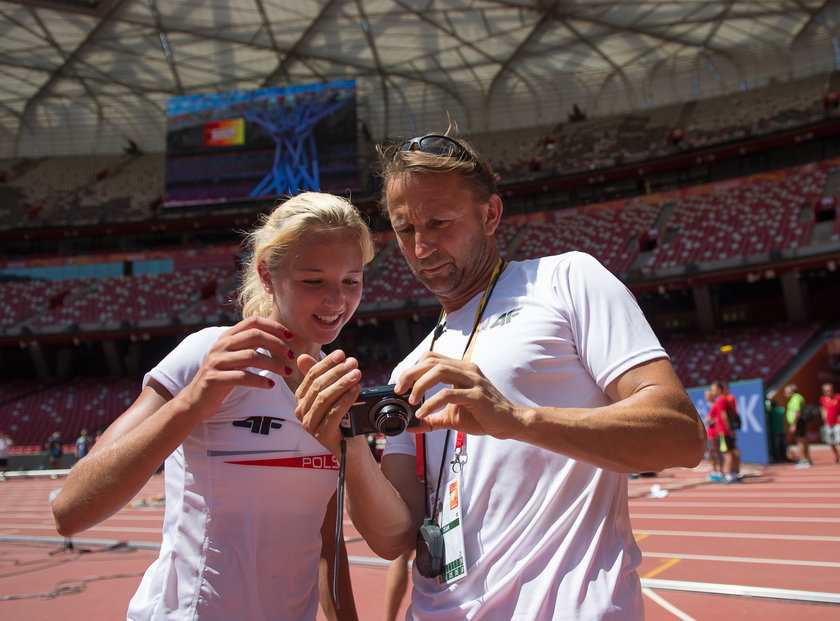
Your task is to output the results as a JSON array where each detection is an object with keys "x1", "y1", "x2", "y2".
[
  {"x1": 232, "y1": 416, "x2": 284, "y2": 435},
  {"x1": 489, "y1": 306, "x2": 522, "y2": 329}
]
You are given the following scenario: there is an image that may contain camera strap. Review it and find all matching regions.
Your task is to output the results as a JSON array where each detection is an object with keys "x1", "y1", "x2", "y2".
[{"x1": 331, "y1": 436, "x2": 347, "y2": 609}]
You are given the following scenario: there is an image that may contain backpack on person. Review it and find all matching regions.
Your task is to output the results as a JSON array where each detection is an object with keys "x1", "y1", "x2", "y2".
[
  {"x1": 726, "y1": 400, "x2": 742, "y2": 431},
  {"x1": 801, "y1": 404, "x2": 821, "y2": 423}
]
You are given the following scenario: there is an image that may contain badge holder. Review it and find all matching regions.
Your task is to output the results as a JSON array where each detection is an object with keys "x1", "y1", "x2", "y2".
[{"x1": 414, "y1": 429, "x2": 468, "y2": 583}]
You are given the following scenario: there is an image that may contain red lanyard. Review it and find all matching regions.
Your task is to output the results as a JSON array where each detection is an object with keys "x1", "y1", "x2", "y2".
[{"x1": 415, "y1": 258, "x2": 506, "y2": 479}]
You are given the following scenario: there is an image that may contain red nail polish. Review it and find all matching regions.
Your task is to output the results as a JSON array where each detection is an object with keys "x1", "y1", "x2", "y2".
[
  {"x1": 288, "y1": 350, "x2": 295, "y2": 360},
  {"x1": 268, "y1": 379, "x2": 275, "y2": 388},
  {"x1": 284, "y1": 330, "x2": 294, "y2": 339},
  {"x1": 285, "y1": 367, "x2": 292, "y2": 376}
]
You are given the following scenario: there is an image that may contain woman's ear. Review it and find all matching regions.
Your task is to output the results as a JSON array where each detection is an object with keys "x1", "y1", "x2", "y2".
[{"x1": 257, "y1": 262, "x2": 273, "y2": 294}]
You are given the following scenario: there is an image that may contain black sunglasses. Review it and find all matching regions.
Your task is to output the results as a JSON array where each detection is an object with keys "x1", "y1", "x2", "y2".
[{"x1": 398, "y1": 134, "x2": 475, "y2": 162}]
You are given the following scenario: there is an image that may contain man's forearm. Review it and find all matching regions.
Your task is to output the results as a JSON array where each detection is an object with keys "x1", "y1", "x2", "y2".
[{"x1": 513, "y1": 386, "x2": 706, "y2": 473}]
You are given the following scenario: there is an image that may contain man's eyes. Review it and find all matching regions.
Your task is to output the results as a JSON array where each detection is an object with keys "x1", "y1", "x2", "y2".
[{"x1": 394, "y1": 219, "x2": 451, "y2": 232}]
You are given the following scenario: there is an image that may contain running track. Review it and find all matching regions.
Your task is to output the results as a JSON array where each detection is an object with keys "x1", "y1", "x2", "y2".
[{"x1": 1, "y1": 446, "x2": 838, "y2": 620}]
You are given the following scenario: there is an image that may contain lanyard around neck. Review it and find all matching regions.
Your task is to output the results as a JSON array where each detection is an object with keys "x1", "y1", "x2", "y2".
[
  {"x1": 429, "y1": 257, "x2": 507, "y2": 361},
  {"x1": 417, "y1": 257, "x2": 507, "y2": 518}
]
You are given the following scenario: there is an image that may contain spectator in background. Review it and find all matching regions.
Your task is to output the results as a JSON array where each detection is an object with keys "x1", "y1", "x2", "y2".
[
  {"x1": 784, "y1": 384, "x2": 811, "y2": 467},
  {"x1": 92, "y1": 426, "x2": 106, "y2": 446},
  {"x1": 0, "y1": 431, "x2": 13, "y2": 481},
  {"x1": 719, "y1": 381, "x2": 741, "y2": 479},
  {"x1": 820, "y1": 382, "x2": 840, "y2": 465},
  {"x1": 703, "y1": 389, "x2": 723, "y2": 481},
  {"x1": 765, "y1": 392, "x2": 789, "y2": 463},
  {"x1": 45, "y1": 431, "x2": 64, "y2": 470},
  {"x1": 709, "y1": 382, "x2": 740, "y2": 483},
  {"x1": 75, "y1": 429, "x2": 91, "y2": 459}
]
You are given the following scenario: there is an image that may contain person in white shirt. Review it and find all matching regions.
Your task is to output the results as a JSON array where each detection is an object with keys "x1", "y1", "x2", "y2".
[
  {"x1": 0, "y1": 430, "x2": 13, "y2": 480},
  {"x1": 295, "y1": 134, "x2": 707, "y2": 620},
  {"x1": 52, "y1": 192, "x2": 374, "y2": 620}
]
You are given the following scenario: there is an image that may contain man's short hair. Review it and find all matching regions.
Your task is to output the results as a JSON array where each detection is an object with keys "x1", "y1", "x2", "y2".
[{"x1": 375, "y1": 133, "x2": 500, "y2": 215}]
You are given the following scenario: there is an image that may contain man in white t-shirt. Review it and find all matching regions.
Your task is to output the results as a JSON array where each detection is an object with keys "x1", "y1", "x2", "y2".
[{"x1": 296, "y1": 133, "x2": 707, "y2": 619}]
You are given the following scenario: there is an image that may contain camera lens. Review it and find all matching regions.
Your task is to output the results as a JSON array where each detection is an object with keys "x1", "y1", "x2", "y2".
[{"x1": 372, "y1": 403, "x2": 409, "y2": 436}]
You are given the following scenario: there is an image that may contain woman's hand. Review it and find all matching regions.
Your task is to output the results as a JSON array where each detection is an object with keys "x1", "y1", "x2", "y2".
[
  {"x1": 295, "y1": 350, "x2": 363, "y2": 456},
  {"x1": 178, "y1": 316, "x2": 296, "y2": 419}
]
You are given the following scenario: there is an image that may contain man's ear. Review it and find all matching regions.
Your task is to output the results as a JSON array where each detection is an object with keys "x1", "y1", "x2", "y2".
[
  {"x1": 257, "y1": 262, "x2": 273, "y2": 294},
  {"x1": 484, "y1": 193, "x2": 503, "y2": 236}
]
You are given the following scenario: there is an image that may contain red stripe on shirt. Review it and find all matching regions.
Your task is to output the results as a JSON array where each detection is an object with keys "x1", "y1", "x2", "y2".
[{"x1": 226, "y1": 454, "x2": 340, "y2": 470}]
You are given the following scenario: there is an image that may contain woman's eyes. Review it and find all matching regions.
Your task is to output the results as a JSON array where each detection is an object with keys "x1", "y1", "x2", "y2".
[{"x1": 300, "y1": 279, "x2": 361, "y2": 286}]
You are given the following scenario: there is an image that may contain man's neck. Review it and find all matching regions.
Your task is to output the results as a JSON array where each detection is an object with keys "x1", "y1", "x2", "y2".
[{"x1": 438, "y1": 252, "x2": 502, "y2": 314}]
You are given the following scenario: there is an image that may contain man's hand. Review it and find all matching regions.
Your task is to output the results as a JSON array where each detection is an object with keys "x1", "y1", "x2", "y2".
[{"x1": 395, "y1": 351, "x2": 527, "y2": 439}]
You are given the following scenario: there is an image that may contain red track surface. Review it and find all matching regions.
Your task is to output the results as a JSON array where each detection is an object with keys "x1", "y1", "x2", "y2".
[{"x1": 1, "y1": 446, "x2": 838, "y2": 620}]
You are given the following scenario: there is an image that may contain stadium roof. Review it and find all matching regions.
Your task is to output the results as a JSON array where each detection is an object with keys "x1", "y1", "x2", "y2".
[{"x1": 2, "y1": 0, "x2": 840, "y2": 158}]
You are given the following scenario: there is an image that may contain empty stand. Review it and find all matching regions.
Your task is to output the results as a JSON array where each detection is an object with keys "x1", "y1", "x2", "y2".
[
  {"x1": 684, "y1": 74, "x2": 826, "y2": 148},
  {"x1": 0, "y1": 377, "x2": 139, "y2": 449},
  {"x1": 361, "y1": 241, "x2": 434, "y2": 306},
  {"x1": 647, "y1": 164, "x2": 826, "y2": 271},
  {"x1": 0, "y1": 278, "x2": 87, "y2": 332},
  {"x1": 1, "y1": 153, "x2": 164, "y2": 227},
  {"x1": 515, "y1": 201, "x2": 662, "y2": 274},
  {"x1": 663, "y1": 322, "x2": 821, "y2": 388},
  {"x1": 24, "y1": 267, "x2": 231, "y2": 331}
]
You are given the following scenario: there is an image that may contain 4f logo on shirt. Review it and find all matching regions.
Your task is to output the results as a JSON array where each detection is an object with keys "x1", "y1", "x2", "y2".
[
  {"x1": 489, "y1": 306, "x2": 522, "y2": 329},
  {"x1": 232, "y1": 416, "x2": 284, "y2": 435}
]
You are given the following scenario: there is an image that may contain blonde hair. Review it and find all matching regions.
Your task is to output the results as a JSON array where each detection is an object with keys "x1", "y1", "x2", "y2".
[{"x1": 238, "y1": 192, "x2": 375, "y2": 319}]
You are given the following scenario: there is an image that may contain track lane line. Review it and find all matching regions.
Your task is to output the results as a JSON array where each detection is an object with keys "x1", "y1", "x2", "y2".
[
  {"x1": 642, "y1": 588, "x2": 696, "y2": 621},
  {"x1": 643, "y1": 551, "x2": 840, "y2": 568}
]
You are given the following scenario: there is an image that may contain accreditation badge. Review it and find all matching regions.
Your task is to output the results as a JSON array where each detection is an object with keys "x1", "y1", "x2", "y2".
[{"x1": 438, "y1": 473, "x2": 467, "y2": 583}]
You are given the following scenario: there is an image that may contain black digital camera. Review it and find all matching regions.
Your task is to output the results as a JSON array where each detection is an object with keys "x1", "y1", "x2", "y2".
[{"x1": 340, "y1": 384, "x2": 422, "y2": 437}]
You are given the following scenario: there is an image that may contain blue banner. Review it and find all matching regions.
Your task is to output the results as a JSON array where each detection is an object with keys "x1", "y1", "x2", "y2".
[{"x1": 687, "y1": 378, "x2": 770, "y2": 465}]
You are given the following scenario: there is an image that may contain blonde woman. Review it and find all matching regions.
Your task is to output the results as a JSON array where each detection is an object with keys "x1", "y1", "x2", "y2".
[{"x1": 53, "y1": 192, "x2": 373, "y2": 620}]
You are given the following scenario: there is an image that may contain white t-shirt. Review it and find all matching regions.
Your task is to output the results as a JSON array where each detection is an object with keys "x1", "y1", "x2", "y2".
[
  {"x1": 128, "y1": 327, "x2": 338, "y2": 621},
  {"x1": 384, "y1": 252, "x2": 667, "y2": 620}
]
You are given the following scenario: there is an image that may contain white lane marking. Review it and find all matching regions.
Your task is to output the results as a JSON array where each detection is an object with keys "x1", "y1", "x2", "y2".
[
  {"x1": 631, "y1": 512, "x2": 839, "y2": 523},
  {"x1": 643, "y1": 550, "x2": 840, "y2": 568},
  {"x1": 636, "y1": 529, "x2": 840, "y2": 542},
  {"x1": 630, "y1": 501, "x2": 840, "y2": 508},
  {"x1": 642, "y1": 588, "x2": 696, "y2": 621}
]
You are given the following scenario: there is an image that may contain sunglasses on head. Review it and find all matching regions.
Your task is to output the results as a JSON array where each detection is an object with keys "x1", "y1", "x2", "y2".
[{"x1": 398, "y1": 134, "x2": 475, "y2": 162}]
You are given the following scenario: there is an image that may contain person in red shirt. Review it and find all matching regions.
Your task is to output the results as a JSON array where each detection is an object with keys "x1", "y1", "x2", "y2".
[
  {"x1": 720, "y1": 382, "x2": 741, "y2": 479},
  {"x1": 709, "y1": 382, "x2": 740, "y2": 483},
  {"x1": 820, "y1": 382, "x2": 840, "y2": 465},
  {"x1": 703, "y1": 389, "x2": 723, "y2": 481}
]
